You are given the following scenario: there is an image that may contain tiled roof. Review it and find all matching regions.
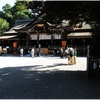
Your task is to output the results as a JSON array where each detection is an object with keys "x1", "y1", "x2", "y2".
[
  {"x1": 0, "y1": 35, "x2": 17, "y2": 39},
  {"x1": 75, "y1": 22, "x2": 91, "y2": 30},
  {"x1": 67, "y1": 32, "x2": 92, "y2": 38},
  {"x1": 3, "y1": 19, "x2": 34, "y2": 35}
]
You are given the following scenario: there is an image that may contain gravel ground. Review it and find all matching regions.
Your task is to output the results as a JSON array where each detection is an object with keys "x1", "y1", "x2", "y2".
[{"x1": 0, "y1": 55, "x2": 100, "y2": 99}]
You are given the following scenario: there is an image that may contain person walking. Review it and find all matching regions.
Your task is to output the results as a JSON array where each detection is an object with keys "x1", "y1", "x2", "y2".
[
  {"x1": 60, "y1": 47, "x2": 63, "y2": 58},
  {"x1": 68, "y1": 46, "x2": 74, "y2": 65},
  {"x1": 31, "y1": 47, "x2": 34, "y2": 58},
  {"x1": 73, "y1": 48, "x2": 77, "y2": 64},
  {"x1": 38, "y1": 43, "x2": 41, "y2": 56},
  {"x1": 65, "y1": 47, "x2": 70, "y2": 65},
  {"x1": 20, "y1": 47, "x2": 24, "y2": 57}
]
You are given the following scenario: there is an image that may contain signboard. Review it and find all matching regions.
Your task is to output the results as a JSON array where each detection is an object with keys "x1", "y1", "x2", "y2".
[
  {"x1": 37, "y1": 24, "x2": 44, "y2": 27},
  {"x1": 13, "y1": 42, "x2": 17, "y2": 48},
  {"x1": 61, "y1": 41, "x2": 66, "y2": 46},
  {"x1": 30, "y1": 34, "x2": 61, "y2": 40}
]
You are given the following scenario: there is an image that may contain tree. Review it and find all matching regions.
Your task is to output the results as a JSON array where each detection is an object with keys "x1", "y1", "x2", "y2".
[
  {"x1": 28, "y1": 1, "x2": 100, "y2": 25},
  {"x1": 0, "y1": 1, "x2": 32, "y2": 28},
  {"x1": 28, "y1": 1, "x2": 82, "y2": 24},
  {"x1": 28, "y1": 1, "x2": 45, "y2": 16},
  {"x1": 2, "y1": 3, "x2": 12, "y2": 13},
  {"x1": 0, "y1": 18, "x2": 9, "y2": 36},
  {"x1": 13, "y1": 11, "x2": 30, "y2": 20},
  {"x1": 0, "y1": 1, "x2": 33, "y2": 36},
  {"x1": 11, "y1": 1, "x2": 32, "y2": 25},
  {"x1": 28, "y1": 1, "x2": 100, "y2": 56},
  {"x1": 12, "y1": 0, "x2": 31, "y2": 17},
  {"x1": 1, "y1": 4, "x2": 13, "y2": 28}
]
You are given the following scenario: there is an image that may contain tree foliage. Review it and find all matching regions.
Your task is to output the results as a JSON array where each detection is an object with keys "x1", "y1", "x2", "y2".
[
  {"x1": 2, "y1": 3, "x2": 12, "y2": 13},
  {"x1": 0, "y1": 1, "x2": 32, "y2": 29},
  {"x1": 28, "y1": 1, "x2": 100, "y2": 56},
  {"x1": 0, "y1": 18, "x2": 9, "y2": 35},
  {"x1": 11, "y1": 1, "x2": 31, "y2": 26},
  {"x1": 13, "y1": 11, "x2": 30, "y2": 20},
  {"x1": 28, "y1": 1, "x2": 100, "y2": 25},
  {"x1": 1, "y1": 4, "x2": 13, "y2": 27},
  {"x1": 0, "y1": 0, "x2": 33, "y2": 36}
]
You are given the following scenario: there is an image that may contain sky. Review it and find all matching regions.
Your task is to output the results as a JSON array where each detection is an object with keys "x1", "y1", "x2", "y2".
[{"x1": 0, "y1": 0, "x2": 16, "y2": 11}]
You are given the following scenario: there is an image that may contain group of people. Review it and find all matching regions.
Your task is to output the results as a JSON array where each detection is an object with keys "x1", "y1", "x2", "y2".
[
  {"x1": 60, "y1": 46, "x2": 77, "y2": 65},
  {"x1": 20, "y1": 47, "x2": 36, "y2": 58},
  {"x1": 20, "y1": 44, "x2": 77, "y2": 65},
  {"x1": 19, "y1": 44, "x2": 41, "y2": 58}
]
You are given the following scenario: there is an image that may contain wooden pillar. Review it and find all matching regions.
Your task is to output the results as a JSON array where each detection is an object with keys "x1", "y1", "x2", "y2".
[
  {"x1": 36, "y1": 31, "x2": 39, "y2": 45},
  {"x1": 51, "y1": 34, "x2": 53, "y2": 45},
  {"x1": 26, "y1": 38, "x2": 28, "y2": 46},
  {"x1": 70, "y1": 39, "x2": 73, "y2": 46},
  {"x1": 2, "y1": 40, "x2": 4, "y2": 48},
  {"x1": 83, "y1": 39, "x2": 85, "y2": 50},
  {"x1": 18, "y1": 39, "x2": 20, "y2": 47},
  {"x1": 82, "y1": 39, "x2": 86, "y2": 56},
  {"x1": 87, "y1": 45, "x2": 90, "y2": 79},
  {"x1": 26, "y1": 32, "x2": 30, "y2": 46}
]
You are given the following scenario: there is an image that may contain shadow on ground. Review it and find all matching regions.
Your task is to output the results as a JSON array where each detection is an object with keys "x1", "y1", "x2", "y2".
[{"x1": 0, "y1": 65, "x2": 100, "y2": 99}]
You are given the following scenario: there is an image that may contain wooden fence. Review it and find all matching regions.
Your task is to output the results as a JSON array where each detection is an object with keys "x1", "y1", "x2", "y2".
[{"x1": 87, "y1": 45, "x2": 100, "y2": 82}]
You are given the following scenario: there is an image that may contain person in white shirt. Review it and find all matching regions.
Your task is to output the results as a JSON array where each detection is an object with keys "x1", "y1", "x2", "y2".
[
  {"x1": 31, "y1": 47, "x2": 34, "y2": 58},
  {"x1": 20, "y1": 48, "x2": 23, "y2": 57},
  {"x1": 65, "y1": 47, "x2": 70, "y2": 65},
  {"x1": 60, "y1": 47, "x2": 63, "y2": 58},
  {"x1": 69, "y1": 46, "x2": 74, "y2": 65}
]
